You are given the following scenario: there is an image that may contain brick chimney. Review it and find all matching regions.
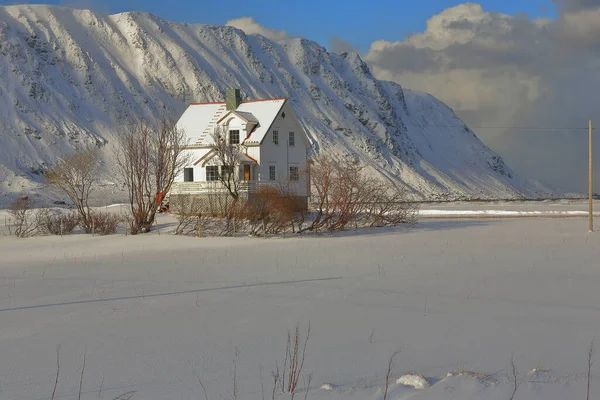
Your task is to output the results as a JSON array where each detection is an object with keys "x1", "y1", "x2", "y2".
[{"x1": 226, "y1": 88, "x2": 242, "y2": 110}]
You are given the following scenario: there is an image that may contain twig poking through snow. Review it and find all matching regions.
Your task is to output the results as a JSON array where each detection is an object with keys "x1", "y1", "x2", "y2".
[
  {"x1": 190, "y1": 361, "x2": 209, "y2": 400},
  {"x1": 78, "y1": 353, "x2": 86, "y2": 400},
  {"x1": 303, "y1": 373, "x2": 312, "y2": 400},
  {"x1": 383, "y1": 349, "x2": 401, "y2": 400},
  {"x1": 587, "y1": 339, "x2": 594, "y2": 400},
  {"x1": 260, "y1": 365, "x2": 265, "y2": 400},
  {"x1": 508, "y1": 354, "x2": 519, "y2": 400},
  {"x1": 51, "y1": 345, "x2": 60, "y2": 400}
]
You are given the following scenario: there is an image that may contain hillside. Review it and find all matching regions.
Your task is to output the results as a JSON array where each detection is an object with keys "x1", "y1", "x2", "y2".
[{"x1": 0, "y1": 5, "x2": 553, "y2": 204}]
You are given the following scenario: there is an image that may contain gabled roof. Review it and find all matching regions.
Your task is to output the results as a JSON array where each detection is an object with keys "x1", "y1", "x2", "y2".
[
  {"x1": 216, "y1": 110, "x2": 259, "y2": 125},
  {"x1": 193, "y1": 149, "x2": 258, "y2": 167},
  {"x1": 177, "y1": 98, "x2": 287, "y2": 146}
]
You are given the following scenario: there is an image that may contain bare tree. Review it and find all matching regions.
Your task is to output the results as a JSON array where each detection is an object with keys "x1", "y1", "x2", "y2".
[
  {"x1": 116, "y1": 117, "x2": 189, "y2": 234},
  {"x1": 366, "y1": 184, "x2": 418, "y2": 227},
  {"x1": 211, "y1": 125, "x2": 247, "y2": 203},
  {"x1": 302, "y1": 155, "x2": 417, "y2": 232},
  {"x1": 302, "y1": 156, "x2": 337, "y2": 232},
  {"x1": 208, "y1": 125, "x2": 249, "y2": 234},
  {"x1": 46, "y1": 149, "x2": 100, "y2": 233}
]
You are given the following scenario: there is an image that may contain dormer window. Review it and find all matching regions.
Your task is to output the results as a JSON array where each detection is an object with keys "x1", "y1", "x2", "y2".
[{"x1": 229, "y1": 129, "x2": 240, "y2": 144}]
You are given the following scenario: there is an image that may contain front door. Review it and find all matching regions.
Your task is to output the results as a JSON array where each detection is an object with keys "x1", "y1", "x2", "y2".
[{"x1": 244, "y1": 165, "x2": 251, "y2": 181}]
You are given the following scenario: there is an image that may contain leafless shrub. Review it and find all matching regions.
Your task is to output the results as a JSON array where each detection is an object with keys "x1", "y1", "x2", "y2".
[
  {"x1": 9, "y1": 197, "x2": 38, "y2": 238},
  {"x1": 302, "y1": 156, "x2": 417, "y2": 233},
  {"x1": 383, "y1": 349, "x2": 401, "y2": 400},
  {"x1": 89, "y1": 212, "x2": 119, "y2": 236},
  {"x1": 46, "y1": 149, "x2": 100, "y2": 233},
  {"x1": 282, "y1": 323, "x2": 311, "y2": 394},
  {"x1": 171, "y1": 195, "x2": 206, "y2": 236},
  {"x1": 116, "y1": 117, "x2": 189, "y2": 234},
  {"x1": 275, "y1": 178, "x2": 309, "y2": 233},
  {"x1": 366, "y1": 185, "x2": 418, "y2": 227},
  {"x1": 246, "y1": 186, "x2": 299, "y2": 236},
  {"x1": 37, "y1": 210, "x2": 79, "y2": 236}
]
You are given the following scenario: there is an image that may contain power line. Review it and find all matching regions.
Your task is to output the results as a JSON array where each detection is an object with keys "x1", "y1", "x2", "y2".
[{"x1": 403, "y1": 124, "x2": 590, "y2": 131}]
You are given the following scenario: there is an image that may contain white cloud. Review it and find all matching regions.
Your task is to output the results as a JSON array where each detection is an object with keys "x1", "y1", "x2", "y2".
[
  {"x1": 553, "y1": 0, "x2": 600, "y2": 11},
  {"x1": 328, "y1": 36, "x2": 360, "y2": 54},
  {"x1": 226, "y1": 17, "x2": 289, "y2": 41},
  {"x1": 363, "y1": 3, "x2": 600, "y2": 191},
  {"x1": 224, "y1": 5, "x2": 599, "y2": 191}
]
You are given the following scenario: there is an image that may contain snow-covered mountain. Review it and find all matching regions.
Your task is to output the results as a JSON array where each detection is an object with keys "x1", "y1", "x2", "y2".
[{"x1": 0, "y1": 5, "x2": 553, "y2": 203}]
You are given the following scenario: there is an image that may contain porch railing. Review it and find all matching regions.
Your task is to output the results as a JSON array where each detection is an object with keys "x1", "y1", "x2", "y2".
[{"x1": 170, "y1": 180, "x2": 269, "y2": 195}]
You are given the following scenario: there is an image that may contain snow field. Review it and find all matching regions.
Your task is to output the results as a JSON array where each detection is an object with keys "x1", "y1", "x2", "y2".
[{"x1": 0, "y1": 216, "x2": 599, "y2": 399}]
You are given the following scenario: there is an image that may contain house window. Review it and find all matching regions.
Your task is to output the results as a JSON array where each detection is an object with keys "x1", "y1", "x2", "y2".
[
  {"x1": 288, "y1": 132, "x2": 295, "y2": 147},
  {"x1": 229, "y1": 129, "x2": 240, "y2": 144},
  {"x1": 272, "y1": 130, "x2": 279, "y2": 145},
  {"x1": 220, "y1": 165, "x2": 233, "y2": 177},
  {"x1": 289, "y1": 166, "x2": 299, "y2": 181},
  {"x1": 183, "y1": 168, "x2": 194, "y2": 182},
  {"x1": 206, "y1": 166, "x2": 220, "y2": 181},
  {"x1": 269, "y1": 165, "x2": 276, "y2": 181}
]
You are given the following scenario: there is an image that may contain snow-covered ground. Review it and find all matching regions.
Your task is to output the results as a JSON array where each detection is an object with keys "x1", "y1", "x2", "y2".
[
  {"x1": 419, "y1": 199, "x2": 600, "y2": 218},
  {"x1": 1, "y1": 206, "x2": 600, "y2": 400}
]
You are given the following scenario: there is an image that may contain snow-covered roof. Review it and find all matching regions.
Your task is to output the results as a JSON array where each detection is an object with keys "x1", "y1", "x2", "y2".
[
  {"x1": 234, "y1": 111, "x2": 259, "y2": 124},
  {"x1": 177, "y1": 99, "x2": 286, "y2": 145},
  {"x1": 192, "y1": 149, "x2": 258, "y2": 166}
]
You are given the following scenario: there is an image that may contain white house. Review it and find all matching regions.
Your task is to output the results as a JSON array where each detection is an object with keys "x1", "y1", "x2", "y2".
[{"x1": 171, "y1": 89, "x2": 310, "y2": 205}]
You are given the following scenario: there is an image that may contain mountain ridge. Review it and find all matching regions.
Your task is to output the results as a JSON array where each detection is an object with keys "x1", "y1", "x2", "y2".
[{"x1": 0, "y1": 4, "x2": 554, "y2": 204}]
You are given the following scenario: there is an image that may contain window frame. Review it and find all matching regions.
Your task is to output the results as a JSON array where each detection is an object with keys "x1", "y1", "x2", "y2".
[
  {"x1": 229, "y1": 129, "x2": 240, "y2": 145},
  {"x1": 183, "y1": 167, "x2": 194, "y2": 182},
  {"x1": 205, "y1": 165, "x2": 220, "y2": 181},
  {"x1": 272, "y1": 130, "x2": 279, "y2": 146},
  {"x1": 289, "y1": 166, "x2": 299, "y2": 181},
  {"x1": 288, "y1": 131, "x2": 295, "y2": 147},
  {"x1": 269, "y1": 165, "x2": 276, "y2": 181}
]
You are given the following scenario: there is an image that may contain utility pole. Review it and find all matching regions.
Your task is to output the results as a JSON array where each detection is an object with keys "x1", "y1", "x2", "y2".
[{"x1": 589, "y1": 120, "x2": 594, "y2": 232}]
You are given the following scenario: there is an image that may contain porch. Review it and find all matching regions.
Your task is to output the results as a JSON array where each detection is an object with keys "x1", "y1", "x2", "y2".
[{"x1": 170, "y1": 180, "x2": 269, "y2": 195}]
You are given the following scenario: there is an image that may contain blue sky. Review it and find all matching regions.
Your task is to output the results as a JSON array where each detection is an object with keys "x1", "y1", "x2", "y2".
[{"x1": 1, "y1": 0, "x2": 558, "y2": 51}]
